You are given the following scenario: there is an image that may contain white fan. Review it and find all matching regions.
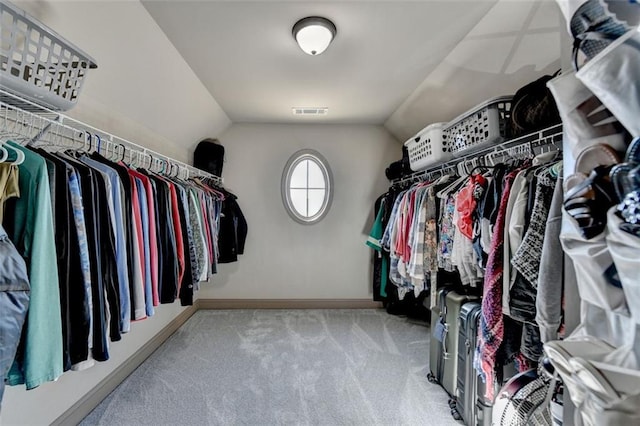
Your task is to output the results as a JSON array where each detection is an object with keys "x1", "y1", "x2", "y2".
[{"x1": 492, "y1": 369, "x2": 554, "y2": 426}]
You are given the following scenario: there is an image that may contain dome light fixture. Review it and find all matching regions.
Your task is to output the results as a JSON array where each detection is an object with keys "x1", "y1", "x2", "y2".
[{"x1": 292, "y1": 16, "x2": 337, "y2": 56}]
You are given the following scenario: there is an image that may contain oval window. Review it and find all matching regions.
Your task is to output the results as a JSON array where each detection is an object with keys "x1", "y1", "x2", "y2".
[{"x1": 281, "y1": 149, "x2": 333, "y2": 224}]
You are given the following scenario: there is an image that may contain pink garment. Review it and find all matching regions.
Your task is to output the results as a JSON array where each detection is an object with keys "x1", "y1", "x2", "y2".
[
  {"x1": 403, "y1": 190, "x2": 417, "y2": 263},
  {"x1": 129, "y1": 170, "x2": 159, "y2": 307},
  {"x1": 456, "y1": 175, "x2": 486, "y2": 240},
  {"x1": 200, "y1": 191, "x2": 214, "y2": 266},
  {"x1": 477, "y1": 169, "x2": 519, "y2": 400},
  {"x1": 128, "y1": 174, "x2": 147, "y2": 320},
  {"x1": 394, "y1": 194, "x2": 408, "y2": 258}
]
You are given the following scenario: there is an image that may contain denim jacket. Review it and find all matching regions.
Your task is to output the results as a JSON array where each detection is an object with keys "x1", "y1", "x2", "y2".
[{"x1": 0, "y1": 223, "x2": 29, "y2": 409}]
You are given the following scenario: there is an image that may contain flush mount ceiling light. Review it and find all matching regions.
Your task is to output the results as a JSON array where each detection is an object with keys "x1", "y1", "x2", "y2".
[{"x1": 292, "y1": 16, "x2": 337, "y2": 56}]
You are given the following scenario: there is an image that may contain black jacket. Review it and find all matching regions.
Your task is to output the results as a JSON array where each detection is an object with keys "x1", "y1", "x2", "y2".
[{"x1": 217, "y1": 191, "x2": 247, "y2": 263}]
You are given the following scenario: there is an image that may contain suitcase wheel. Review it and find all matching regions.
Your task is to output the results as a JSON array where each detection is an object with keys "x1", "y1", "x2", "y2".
[
  {"x1": 450, "y1": 407, "x2": 463, "y2": 421},
  {"x1": 427, "y1": 373, "x2": 439, "y2": 384},
  {"x1": 448, "y1": 398, "x2": 457, "y2": 409}
]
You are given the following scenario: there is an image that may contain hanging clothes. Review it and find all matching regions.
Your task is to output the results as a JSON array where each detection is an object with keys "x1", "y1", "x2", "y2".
[
  {"x1": 1, "y1": 139, "x2": 226, "y2": 393},
  {"x1": 535, "y1": 175, "x2": 565, "y2": 343},
  {"x1": 0, "y1": 163, "x2": 19, "y2": 223},
  {"x1": 476, "y1": 167, "x2": 520, "y2": 400},
  {"x1": 188, "y1": 187, "x2": 208, "y2": 286},
  {"x1": 217, "y1": 189, "x2": 247, "y2": 264},
  {"x1": 367, "y1": 194, "x2": 388, "y2": 300},
  {"x1": 0, "y1": 222, "x2": 29, "y2": 407},
  {"x1": 373, "y1": 179, "x2": 452, "y2": 299},
  {"x1": 65, "y1": 164, "x2": 93, "y2": 370},
  {"x1": 0, "y1": 131, "x2": 229, "y2": 397},
  {"x1": 81, "y1": 155, "x2": 131, "y2": 332},
  {"x1": 4, "y1": 141, "x2": 63, "y2": 390}
]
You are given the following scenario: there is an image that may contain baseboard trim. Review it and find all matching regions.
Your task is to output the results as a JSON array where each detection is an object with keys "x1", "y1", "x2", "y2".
[
  {"x1": 197, "y1": 298, "x2": 383, "y2": 310},
  {"x1": 52, "y1": 305, "x2": 198, "y2": 426}
]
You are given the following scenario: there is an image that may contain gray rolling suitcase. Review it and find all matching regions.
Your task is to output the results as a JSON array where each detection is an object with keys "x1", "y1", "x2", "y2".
[
  {"x1": 428, "y1": 287, "x2": 452, "y2": 384},
  {"x1": 441, "y1": 291, "x2": 480, "y2": 399},
  {"x1": 456, "y1": 302, "x2": 482, "y2": 425}
]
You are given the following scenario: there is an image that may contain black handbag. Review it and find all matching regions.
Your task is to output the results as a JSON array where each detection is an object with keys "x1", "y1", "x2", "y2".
[
  {"x1": 193, "y1": 138, "x2": 225, "y2": 177},
  {"x1": 508, "y1": 72, "x2": 562, "y2": 138},
  {"x1": 385, "y1": 145, "x2": 411, "y2": 180}
]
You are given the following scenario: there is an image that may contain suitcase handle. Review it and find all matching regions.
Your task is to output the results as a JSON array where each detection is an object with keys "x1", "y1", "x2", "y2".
[{"x1": 443, "y1": 323, "x2": 449, "y2": 359}]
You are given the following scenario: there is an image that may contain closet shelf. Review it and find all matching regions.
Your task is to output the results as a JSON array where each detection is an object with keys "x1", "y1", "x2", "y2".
[
  {"x1": 0, "y1": 0, "x2": 97, "y2": 111},
  {"x1": 0, "y1": 88, "x2": 223, "y2": 185},
  {"x1": 392, "y1": 123, "x2": 563, "y2": 186}
]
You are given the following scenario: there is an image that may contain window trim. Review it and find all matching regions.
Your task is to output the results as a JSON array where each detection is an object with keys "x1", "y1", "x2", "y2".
[{"x1": 281, "y1": 149, "x2": 333, "y2": 225}]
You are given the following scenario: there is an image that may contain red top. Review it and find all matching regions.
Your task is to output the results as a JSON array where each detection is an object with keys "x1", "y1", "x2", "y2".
[
  {"x1": 129, "y1": 170, "x2": 159, "y2": 307},
  {"x1": 128, "y1": 173, "x2": 147, "y2": 320},
  {"x1": 199, "y1": 191, "x2": 214, "y2": 267},
  {"x1": 166, "y1": 181, "x2": 185, "y2": 290},
  {"x1": 456, "y1": 175, "x2": 487, "y2": 240}
]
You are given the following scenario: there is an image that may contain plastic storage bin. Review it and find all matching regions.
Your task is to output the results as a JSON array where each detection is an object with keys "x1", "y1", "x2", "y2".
[
  {"x1": 404, "y1": 122, "x2": 452, "y2": 171},
  {"x1": 443, "y1": 96, "x2": 512, "y2": 157},
  {"x1": 0, "y1": 0, "x2": 97, "y2": 111}
]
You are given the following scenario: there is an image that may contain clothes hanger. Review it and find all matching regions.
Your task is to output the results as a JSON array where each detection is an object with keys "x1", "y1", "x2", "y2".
[
  {"x1": 139, "y1": 152, "x2": 149, "y2": 170},
  {"x1": 128, "y1": 149, "x2": 137, "y2": 168},
  {"x1": 549, "y1": 161, "x2": 563, "y2": 179},
  {"x1": 0, "y1": 143, "x2": 9, "y2": 163},
  {"x1": 117, "y1": 144, "x2": 126, "y2": 162},
  {"x1": 94, "y1": 134, "x2": 102, "y2": 155},
  {"x1": 103, "y1": 138, "x2": 113, "y2": 160},
  {"x1": 0, "y1": 109, "x2": 12, "y2": 160},
  {"x1": 71, "y1": 131, "x2": 84, "y2": 152},
  {"x1": 436, "y1": 172, "x2": 468, "y2": 199},
  {"x1": 1, "y1": 142, "x2": 25, "y2": 165},
  {"x1": 83, "y1": 132, "x2": 93, "y2": 153},
  {"x1": 468, "y1": 163, "x2": 501, "y2": 176},
  {"x1": 108, "y1": 140, "x2": 117, "y2": 161}
]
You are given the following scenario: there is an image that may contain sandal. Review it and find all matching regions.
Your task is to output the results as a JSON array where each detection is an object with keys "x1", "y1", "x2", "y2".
[
  {"x1": 564, "y1": 144, "x2": 620, "y2": 239},
  {"x1": 565, "y1": 165, "x2": 618, "y2": 239}
]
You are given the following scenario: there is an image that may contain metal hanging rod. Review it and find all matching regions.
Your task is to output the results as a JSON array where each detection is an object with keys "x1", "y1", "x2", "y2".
[
  {"x1": 0, "y1": 88, "x2": 223, "y2": 185},
  {"x1": 392, "y1": 124, "x2": 563, "y2": 186}
]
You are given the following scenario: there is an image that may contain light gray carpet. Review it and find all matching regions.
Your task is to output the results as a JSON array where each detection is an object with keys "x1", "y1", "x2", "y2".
[{"x1": 81, "y1": 309, "x2": 459, "y2": 426}]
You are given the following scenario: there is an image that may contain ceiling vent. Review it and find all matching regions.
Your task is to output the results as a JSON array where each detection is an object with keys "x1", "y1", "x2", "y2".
[{"x1": 292, "y1": 107, "x2": 328, "y2": 116}]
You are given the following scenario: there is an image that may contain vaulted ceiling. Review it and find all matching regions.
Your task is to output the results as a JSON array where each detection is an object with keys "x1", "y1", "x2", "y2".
[{"x1": 142, "y1": 0, "x2": 564, "y2": 142}]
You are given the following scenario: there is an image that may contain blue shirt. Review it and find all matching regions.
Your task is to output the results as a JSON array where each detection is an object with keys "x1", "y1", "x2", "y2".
[
  {"x1": 80, "y1": 157, "x2": 132, "y2": 332},
  {"x1": 135, "y1": 178, "x2": 154, "y2": 317}
]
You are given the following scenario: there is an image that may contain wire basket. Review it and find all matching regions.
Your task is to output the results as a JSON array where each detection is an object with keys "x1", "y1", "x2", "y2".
[
  {"x1": 404, "y1": 122, "x2": 452, "y2": 172},
  {"x1": 443, "y1": 96, "x2": 512, "y2": 158},
  {"x1": 0, "y1": 0, "x2": 97, "y2": 111}
]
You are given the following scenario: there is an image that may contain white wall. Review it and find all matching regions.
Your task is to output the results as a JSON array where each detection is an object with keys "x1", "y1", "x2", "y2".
[
  {"x1": 2, "y1": 2, "x2": 230, "y2": 424},
  {"x1": 12, "y1": 0, "x2": 231, "y2": 162},
  {"x1": 198, "y1": 123, "x2": 399, "y2": 300}
]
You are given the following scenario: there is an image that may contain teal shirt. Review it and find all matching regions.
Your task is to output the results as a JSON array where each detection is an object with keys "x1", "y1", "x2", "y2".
[
  {"x1": 366, "y1": 201, "x2": 388, "y2": 298},
  {"x1": 7, "y1": 142, "x2": 63, "y2": 389}
]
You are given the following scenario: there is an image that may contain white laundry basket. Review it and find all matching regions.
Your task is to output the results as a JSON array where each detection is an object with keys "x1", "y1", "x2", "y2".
[
  {"x1": 404, "y1": 122, "x2": 451, "y2": 171},
  {"x1": 443, "y1": 96, "x2": 512, "y2": 157},
  {"x1": 0, "y1": 0, "x2": 97, "y2": 111}
]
